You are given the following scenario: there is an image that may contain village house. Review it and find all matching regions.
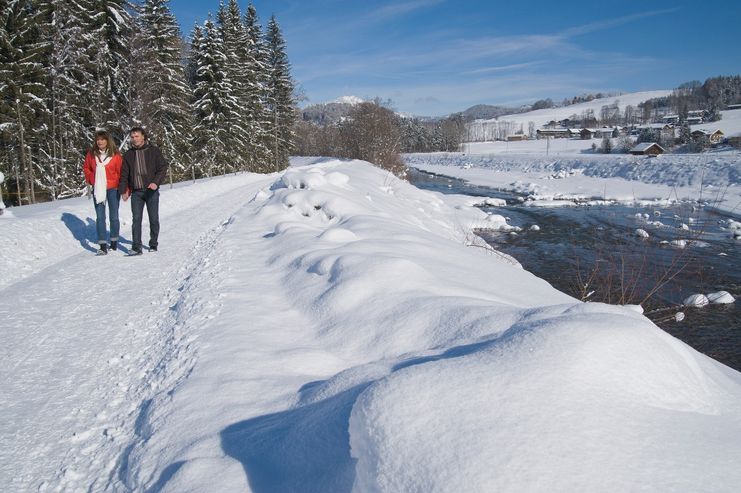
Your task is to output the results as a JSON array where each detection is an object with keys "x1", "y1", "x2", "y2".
[
  {"x1": 630, "y1": 142, "x2": 665, "y2": 156},
  {"x1": 580, "y1": 128, "x2": 595, "y2": 139},
  {"x1": 593, "y1": 127, "x2": 620, "y2": 139},
  {"x1": 686, "y1": 109, "x2": 705, "y2": 125},
  {"x1": 536, "y1": 128, "x2": 571, "y2": 139},
  {"x1": 691, "y1": 129, "x2": 725, "y2": 144},
  {"x1": 559, "y1": 118, "x2": 574, "y2": 128},
  {"x1": 634, "y1": 123, "x2": 676, "y2": 141},
  {"x1": 506, "y1": 134, "x2": 528, "y2": 141}
]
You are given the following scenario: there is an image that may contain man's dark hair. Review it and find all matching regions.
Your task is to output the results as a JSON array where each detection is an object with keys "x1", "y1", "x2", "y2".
[{"x1": 129, "y1": 126, "x2": 148, "y2": 139}]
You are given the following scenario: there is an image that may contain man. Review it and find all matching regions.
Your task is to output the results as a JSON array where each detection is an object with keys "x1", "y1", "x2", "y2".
[{"x1": 118, "y1": 127, "x2": 168, "y2": 255}]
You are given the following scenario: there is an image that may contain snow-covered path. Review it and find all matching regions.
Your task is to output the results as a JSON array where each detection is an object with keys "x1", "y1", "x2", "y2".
[
  {"x1": 118, "y1": 191, "x2": 352, "y2": 491},
  {"x1": 0, "y1": 174, "x2": 275, "y2": 491}
]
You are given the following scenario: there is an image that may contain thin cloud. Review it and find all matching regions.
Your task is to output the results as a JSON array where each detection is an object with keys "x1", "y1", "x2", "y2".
[
  {"x1": 464, "y1": 62, "x2": 544, "y2": 75},
  {"x1": 559, "y1": 8, "x2": 681, "y2": 38},
  {"x1": 368, "y1": 0, "x2": 446, "y2": 21},
  {"x1": 287, "y1": 3, "x2": 685, "y2": 115}
]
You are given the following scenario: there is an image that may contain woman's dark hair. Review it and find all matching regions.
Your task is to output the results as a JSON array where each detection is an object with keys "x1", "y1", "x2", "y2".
[
  {"x1": 93, "y1": 130, "x2": 119, "y2": 156},
  {"x1": 129, "y1": 126, "x2": 148, "y2": 139}
]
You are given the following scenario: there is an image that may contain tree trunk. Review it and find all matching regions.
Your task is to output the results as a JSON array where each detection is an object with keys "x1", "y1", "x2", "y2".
[{"x1": 15, "y1": 92, "x2": 34, "y2": 204}]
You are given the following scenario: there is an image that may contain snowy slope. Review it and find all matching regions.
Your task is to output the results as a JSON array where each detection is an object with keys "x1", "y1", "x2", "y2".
[
  {"x1": 694, "y1": 108, "x2": 741, "y2": 137},
  {"x1": 2, "y1": 160, "x2": 741, "y2": 492},
  {"x1": 476, "y1": 90, "x2": 671, "y2": 128}
]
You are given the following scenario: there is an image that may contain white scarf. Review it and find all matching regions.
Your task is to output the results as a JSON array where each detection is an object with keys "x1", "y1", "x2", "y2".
[{"x1": 94, "y1": 153, "x2": 112, "y2": 204}]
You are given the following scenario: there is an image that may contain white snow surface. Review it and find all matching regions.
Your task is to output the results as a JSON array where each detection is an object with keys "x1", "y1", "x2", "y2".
[
  {"x1": 406, "y1": 147, "x2": 741, "y2": 216},
  {"x1": 476, "y1": 90, "x2": 671, "y2": 128},
  {"x1": 2, "y1": 160, "x2": 741, "y2": 492},
  {"x1": 694, "y1": 108, "x2": 741, "y2": 137}
]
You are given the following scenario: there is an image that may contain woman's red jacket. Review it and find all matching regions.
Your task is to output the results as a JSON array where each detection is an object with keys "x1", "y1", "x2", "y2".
[{"x1": 83, "y1": 151, "x2": 123, "y2": 190}]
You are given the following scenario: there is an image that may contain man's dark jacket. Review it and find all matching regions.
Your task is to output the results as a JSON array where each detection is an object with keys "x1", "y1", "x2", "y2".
[{"x1": 118, "y1": 143, "x2": 168, "y2": 194}]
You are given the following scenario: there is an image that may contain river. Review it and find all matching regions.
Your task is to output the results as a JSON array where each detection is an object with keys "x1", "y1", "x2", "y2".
[{"x1": 409, "y1": 168, "x2": 741, "y2": 371}]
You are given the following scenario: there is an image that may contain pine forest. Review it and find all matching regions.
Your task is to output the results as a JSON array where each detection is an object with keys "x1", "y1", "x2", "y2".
[{"x1": 0, "y1": 0, "x2": 296, "y2": 205}]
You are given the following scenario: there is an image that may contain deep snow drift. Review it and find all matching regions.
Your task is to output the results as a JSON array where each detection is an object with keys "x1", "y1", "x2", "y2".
[{"x1": 2, "y1": 160, "x2": 741, "y2": 492}]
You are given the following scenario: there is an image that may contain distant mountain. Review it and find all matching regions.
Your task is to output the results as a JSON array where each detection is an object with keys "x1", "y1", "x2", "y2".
[
  {"x1": 300, "y1": 96, "x2": 365, "y2": 125},
  {"x1": 334, "y1": 95, "x2": 364, "y2": 105},
  {"x1": 300, "y1": 102, "x2": 354, "y2": 125}
]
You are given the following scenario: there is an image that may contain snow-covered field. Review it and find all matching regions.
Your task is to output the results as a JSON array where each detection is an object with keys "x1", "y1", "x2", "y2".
[
  {"x1": 2, "y1": 159, "x2": 741, "y2": 492},
  {"x1": 406, "y1": 147, "x2": 741, "y2": 215}
]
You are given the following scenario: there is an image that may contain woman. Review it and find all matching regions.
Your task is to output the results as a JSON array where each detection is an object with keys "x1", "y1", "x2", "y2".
[{"x1": 83, "y1": 130, "x2": 123, "y2": 255}]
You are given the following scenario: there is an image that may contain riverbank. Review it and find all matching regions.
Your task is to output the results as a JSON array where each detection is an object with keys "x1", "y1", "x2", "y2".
[{"x1": 405, "y1": 149, "x2": 741, "y2": 217}]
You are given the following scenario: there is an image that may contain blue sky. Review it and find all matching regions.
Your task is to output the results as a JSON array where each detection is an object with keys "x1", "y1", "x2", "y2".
[{"x1": 171, "y1": 0, "x2": 741, "y2": 116}]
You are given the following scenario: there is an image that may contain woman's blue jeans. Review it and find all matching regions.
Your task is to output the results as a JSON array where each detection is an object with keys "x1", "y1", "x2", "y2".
[{"x1": 93, "y1": 189, "x2": 120, "y2": 244}]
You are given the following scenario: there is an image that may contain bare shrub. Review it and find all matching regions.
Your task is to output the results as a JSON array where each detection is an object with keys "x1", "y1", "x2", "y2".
[{"x1": 337, "y1": 101, "x2": 408, "y2": 178}]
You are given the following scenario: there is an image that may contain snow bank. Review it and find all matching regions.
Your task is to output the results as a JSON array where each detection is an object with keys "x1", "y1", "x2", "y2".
[
  {"x1": 349, "y1": 303, "x2": 741, "y2": 492},
  {"x1": 406, "y1": 151, "x2": 741, "y2": 215},
  {"x1": 118, "y1": 160, "x2": 741, "y2": 492},
  {"x1": 685, "y1": 291, "x2": 736, "y2": 306},
  {"x1": 708, "y1": 291, "x2": 735, "y2": 304}
]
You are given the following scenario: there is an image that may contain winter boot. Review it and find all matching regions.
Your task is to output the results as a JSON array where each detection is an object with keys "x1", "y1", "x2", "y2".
[
  {"x1": 110, "y1": 240, "x2": 118, "y2": 251},
  {"x1": 97, "y1": 243, "x2": 109, "y2": 255}
]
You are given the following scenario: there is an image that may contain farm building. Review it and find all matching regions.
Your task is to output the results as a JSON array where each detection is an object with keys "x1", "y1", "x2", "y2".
[
  {"x1": 634, "y1": 123, "x2": 676, "y2": 141},
  {"x1": 691, "y1": 129, "x2": 725, "y2": 144},
  {"x1": 536, "y1": 128, "x2": 571, "y2": 139},
  {"x1": 593, "y1": 127, "x2": 620, "y2": 139},
  {"x1": 630, "y1": 142, "x2": 665, "y2": 156}
]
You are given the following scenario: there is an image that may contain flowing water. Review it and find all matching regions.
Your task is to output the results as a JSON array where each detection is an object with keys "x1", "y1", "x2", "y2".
[{"x1": 409, "y1": 168, "x2": 741, "y2": 371}]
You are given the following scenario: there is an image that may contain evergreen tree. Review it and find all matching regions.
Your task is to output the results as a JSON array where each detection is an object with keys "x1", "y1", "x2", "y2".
[
  {"x1": 265, "y1": 15, "x2": 295, "y2": 170},
  {"x1": 0, "y1": 0, "x2": 49, "y2": 204},
  {"x1": 34, "y1": 0, "x2": 133, "y2": 200},
  {"x1": 88, "y1": 0, "x2": 132, "y2": 138},
  {"x1": 191, "y1": 17, "x2": 231, "y2": 176},
  {"x1": 41, "y1": 0, "x2": 96, "y2": 199},
  {"x1": 216, "y1": 0, "x2": 250, "y2": 172},
  {"x1": 679, "y1": 122, "x2": 692, "y2": 145},
  {"x1": 243, "y1": 3, "x2": 272, "y2": 171},
  {"x1": 132, "y1": 0, "x2": 193, "y2": 183},
  {"x1": 186, "y1": 22, "x2": 203, "y2": 88}
]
